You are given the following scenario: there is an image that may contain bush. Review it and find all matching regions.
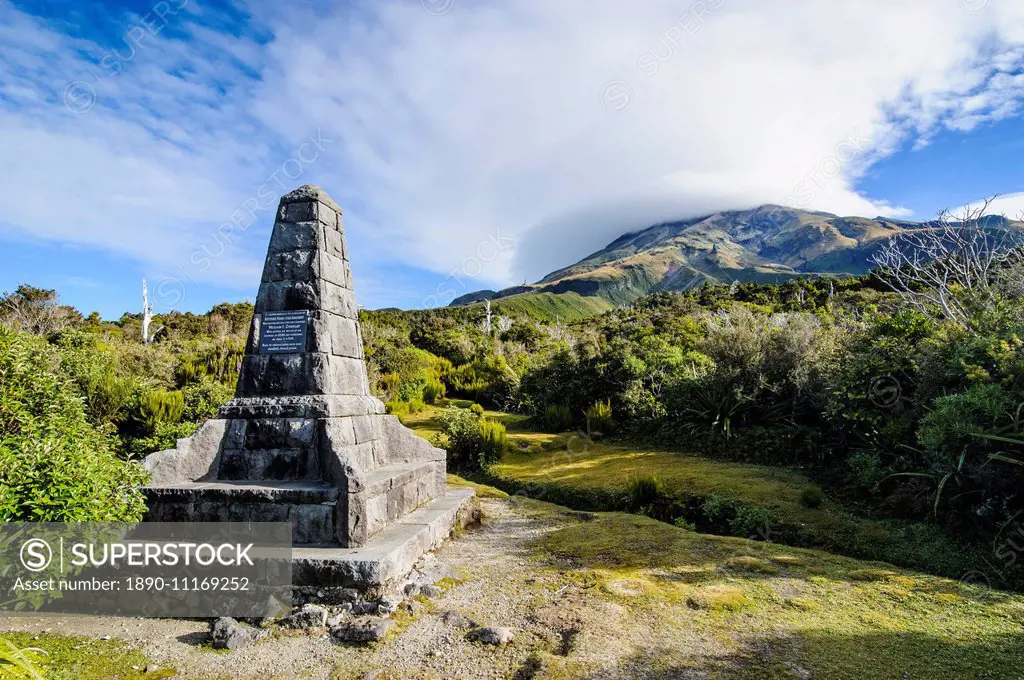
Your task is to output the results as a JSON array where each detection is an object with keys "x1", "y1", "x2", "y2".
[
  {"x1": 479, "y1": 418, "x2": 509, "y2": 466},
  {"x1": 543, "y1": 405, "x2": 573, "y2": 433},
  {"x1": 800, "y1": 485, "x2": 824, "y2": 508},
  {"x1": 0, "y1": 327, "x2": 148, "y2": 521},
  {"x1": 423, "y1": 377, "x2": 446, "y2": 404},
  {"x1": 586, "y1": 399, "x2": 614, "y2": 436},
  {"x1": 470, "y1": 403, "x2": 485, "y2": 417},
  {"x1": 435, "y1": 406, "x2": 508, "y2": 471},
  {"x1": 125, "y1": 420, "x2": 200, "y2": 458},
  {"x1": 136, "y1": 389, "x2": 185, "y2": 434},
  {"x1": 181, "y1": 379, "x2": 234, "y2": 422},
  {"x1": 407, "y1": 396, "x2": 425, "y2": 414},
  {"x1": 436, "y1": 406, "x2": 484, "y2": 470},
  {"x1": 386, "y1": 398, "x2": 410, "y2": 420},
  {"x1": 625, "y1": 473, "x2": 665, "y2": 511}
]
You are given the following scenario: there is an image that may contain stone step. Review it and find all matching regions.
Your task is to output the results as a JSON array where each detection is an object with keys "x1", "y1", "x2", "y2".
[
  {"x1": 362, "y1": 461, "x2": 439, "y2": 497},
  {"x1": 293, "y1": 488, "x2": 476, "y2": 596},
  {"x1": 145, "y1": 481, "x2": 339, "y2": 504},
  {"x1": 356, "y1": 460, "x2": 445, "y2": 545},
  {"x1": 144, "y1": 481, "x2": 339, "y2": 546},
  {"x1": 218, "y1": 448, "x2": 320, "y2": 481}
]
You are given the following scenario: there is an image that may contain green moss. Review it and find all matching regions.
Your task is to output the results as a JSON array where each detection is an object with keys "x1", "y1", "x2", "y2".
[
  {"x1": 0, "y1": 633, "x2": 170, "y2": 680},
  {"x1": 527, "y1": 508, "x2": 1024, "y2": 680}
]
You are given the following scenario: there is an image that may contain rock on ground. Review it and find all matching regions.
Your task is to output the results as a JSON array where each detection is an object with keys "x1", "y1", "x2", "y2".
[
  {"x1": 210, "y1": 618, "x2": 255, "y2": 650},
  {"x1": 467, "y1": 626, "x2": 515, "y2": 646},
  {"x1": 331, "y1": 617, "x2": 394, "y2": 643},
  {"x1": 280, "y1": 604, "x2": 328, "y2": 630}
]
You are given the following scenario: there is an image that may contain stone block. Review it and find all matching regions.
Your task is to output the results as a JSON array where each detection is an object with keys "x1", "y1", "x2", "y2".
[
  {"x1": 266, "y1": 249, "x2": 316, "y2": 282},
  {"x1": 329, "y1": 316, "x2": 363, "y2": 358},
  {"x1": 327, "y1": 356, "x2": 370, "y2": 395},
  {"x1": 244, "y1": 418, "x2": 316, "y2": 450},
  {"x1": 269, "y1": 221, "x2": 322, "y2": 251},
  {"x1": 323, "y1": 223, "x2": 346, "y2": 260},
  {"x1": 244, "y1": 314, "x2": 262, "y2": 355},
  {"x1": 351, "y1": 415, "x2": 381, "y2": 444},
  {"x1": 278, "y1": 200, "x2": 318, "y2": 223},
  {"x1": 219, "y1": 448, "x2": 318, "y2": 481},
  {"x1": 316, "y1": 251, "x2": 350, "y2": 288},
  {"x1": 318, "y1": 201, "x2": 340, "y2": 229},
  {"x1": 319, "y1": 280, "x2": 358, "y2": 318},
  {"x1": 143, "y1": 419, "x2": 229, "y2": 485},
  {"x1": 244, "y1": 354, "x2": 309, "y2": 395},
  {"x1": 224, "y1": 419, "x2": 247, "y2": 449}
]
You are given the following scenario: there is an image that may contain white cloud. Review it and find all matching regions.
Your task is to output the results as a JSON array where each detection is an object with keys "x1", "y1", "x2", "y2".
[
  {"x1": 969, "y1": 192, "x2": 1024, "y2": 219},
  {"x1": 1, "y1": 0, "x2": 1024, "y2": 304}
]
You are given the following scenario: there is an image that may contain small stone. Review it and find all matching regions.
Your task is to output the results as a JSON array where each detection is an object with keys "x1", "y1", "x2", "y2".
[
  {"x1": 419, "y1": 585, "x2": 443, "y2": 599},
  {"x1": 362, "y1": 671, "x2": 383, "y2": 680},
  {"x1": 326, "y1": 614, "x2": 344, "y2": 627},
  {"x1": 210, "y1": 617, "x2": 254, "y2": 650},
  {"x1": 377, "y1": 594, "x2": 403, "y2": 615},
  {"x1": 467, "y1": 626, "x2": 514, "y2": 646},
  {"x1": 145, "y1": 665, "x2": 161, "y2": 674},
  {"x1": 331, "y1": 617, "x2": 394, "y2": 643},
  {"x1": 352, "y1": 602, "x2": 378, "y2": 615},
  {"x1": 440, "y1": 609, "x2": 477, "y2": 629},
  {"x1": 403, "y1": 583, "x2": 421, "y2": 597},
  {"x1": 280, "y1": 604, "x2": 328, "y2": 629}
]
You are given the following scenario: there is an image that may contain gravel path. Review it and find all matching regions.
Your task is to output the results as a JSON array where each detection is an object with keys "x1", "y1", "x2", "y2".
[{"x1": 0, "y1": 498, "x2": 647, "y2": 679}]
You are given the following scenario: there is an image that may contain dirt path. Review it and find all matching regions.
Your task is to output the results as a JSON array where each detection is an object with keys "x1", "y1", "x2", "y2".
[{"x1": 1, "y1": 497, "x2": 695, "y2": 680}]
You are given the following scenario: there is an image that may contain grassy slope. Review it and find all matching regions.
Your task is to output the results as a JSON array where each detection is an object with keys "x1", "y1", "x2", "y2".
[
  {"x1": 0, "y1": 633, "x2": 171, "y2": 679},
  {"x1": 513, "y1": 499, "x2": 1024, "y2": 680},
  {"x1": 408, "y1": 402, "x2": 987, "y2": 583},
  {"x1": 489, "y1": 291, "x2": 614, "y2": 322}
]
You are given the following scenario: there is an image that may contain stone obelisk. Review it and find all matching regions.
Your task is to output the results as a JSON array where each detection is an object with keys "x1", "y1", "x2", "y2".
[{"x1": 143, "y1": 185, "x2": 452, "y2": 551}]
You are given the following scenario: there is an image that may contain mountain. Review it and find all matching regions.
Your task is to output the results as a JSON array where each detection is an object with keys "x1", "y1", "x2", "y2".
[{"x1": 450, "y1": 205, "x2": 1017, "y2": 320}]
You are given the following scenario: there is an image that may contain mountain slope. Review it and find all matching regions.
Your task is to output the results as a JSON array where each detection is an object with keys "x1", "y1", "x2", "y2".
[{"x1": 452, "y1": 205, "x2": 1017, "y2": 319}]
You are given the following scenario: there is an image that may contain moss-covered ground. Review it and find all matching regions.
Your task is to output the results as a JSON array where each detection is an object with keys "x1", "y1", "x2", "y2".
[
  {"x1": 0, "y1": 632, "x2": 172, "y2": 679},
  {"x1": 512, "y1": 497, "x2": 1024, "y2": 680},
  {"x1": 408, "y1": 401, "x2": 991, "y2": 584}
]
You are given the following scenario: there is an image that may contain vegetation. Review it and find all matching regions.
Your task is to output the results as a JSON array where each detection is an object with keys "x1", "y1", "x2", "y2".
[
  {"x1": 3, "y1": 209, "x2": 1024, "y2": 588},
  {"x1": 0, "y1": 327, "x2": 148, "y2": 521},
  {"x1": 0, "y1": 633, "x2": 171, "y2": 679}
]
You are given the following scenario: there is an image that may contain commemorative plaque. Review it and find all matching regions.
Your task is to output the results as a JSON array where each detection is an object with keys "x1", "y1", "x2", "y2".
[{"x1": 259, "y1": 310, "x2": 308, "y2": 354}]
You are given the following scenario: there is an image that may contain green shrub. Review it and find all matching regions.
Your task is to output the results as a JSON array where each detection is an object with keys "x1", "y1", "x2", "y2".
[
  {"x1": 543, "y1": 404, "x2": 573, "y2": 433},
  {"x1": 434, "y1": 406, "x2": 508, "y2": 471},
  {"x1": 125, "y1": 420, "x2": 200, "y2": 458},
  {"x1": 470, "y1": 403, "x2": 485, "y2": 417},
  {"x1": 0, "y1": 327, "x2": 148, "y2": 522},
  {"x1": 800, "y1": 485, "x2": 824, "y2": 508},
  {"x1": 181, "y1": 379, "x2": 234, "y2": 422},
  {"x1": 85, "y1": 371, "x2": 131, "y2": 426},
  {"x1": 407, "y1": 396, "x2": 425, "y2": 414},
  {"x1": 175, "y1": 359, "x2": 207, "y2": 386},
  {"x1": 386, "y1": 398, "x2": 410, "y2": 419},
  {"x1": 625, "y1": 473, "x2": 665, "y2": 510},
  {"x1": 435, "y1": 406, "x2": 484, "y2": 470},
  {"x1": 585, "y1": 399, "x2": 614, "y2": 436},
  {"x1": 479, "y1": 418, "x2": 509, "y2": 465},
  {"x1": 136, "y1": 389, "x2": 185, "y2": 433},
  {"x1": 423, "y1": 378, "x2": 446, "y2": 404},
  {"x1": 729, "y1": 503, "x2": 780, "y2": 538}
]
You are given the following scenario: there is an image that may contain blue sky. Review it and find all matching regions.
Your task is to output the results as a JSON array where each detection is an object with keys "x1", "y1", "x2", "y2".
[{"x1": 1, "y1": 0, "x2": 1023, "y2": 319}]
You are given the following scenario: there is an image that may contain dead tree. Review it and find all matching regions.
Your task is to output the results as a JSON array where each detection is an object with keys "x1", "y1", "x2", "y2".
[
  {"x1": 871, "y1": 198, "x2": 1024, "y2": 325},
  {"x1": 141, "y1": 279, "x2": 161, "y2": 344}
]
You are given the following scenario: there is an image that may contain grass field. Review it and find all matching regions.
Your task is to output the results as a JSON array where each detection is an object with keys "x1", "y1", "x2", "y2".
[{"x1": 406, "y1": 401, "x2": 991, "y2": 584}]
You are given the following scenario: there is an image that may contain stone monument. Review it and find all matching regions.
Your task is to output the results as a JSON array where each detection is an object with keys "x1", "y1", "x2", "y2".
[{"x1": 143, "y1": 185, "x2": 474, "y2": 595}]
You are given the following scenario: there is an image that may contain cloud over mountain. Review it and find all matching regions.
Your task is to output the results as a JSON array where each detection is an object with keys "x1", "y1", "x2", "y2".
[{"x1": 1, "y1": 0, "x2": 1023, "y2": 307}]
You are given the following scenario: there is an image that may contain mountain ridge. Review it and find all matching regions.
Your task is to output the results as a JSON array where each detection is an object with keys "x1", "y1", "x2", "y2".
[{"x1": 450, "y1": 205, "x2": 1021, "y2": 318}]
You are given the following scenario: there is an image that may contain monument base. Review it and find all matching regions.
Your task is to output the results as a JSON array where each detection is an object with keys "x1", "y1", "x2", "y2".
[{"x1": 292, "y1": 488, "x2": 478, "y2": 600}]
